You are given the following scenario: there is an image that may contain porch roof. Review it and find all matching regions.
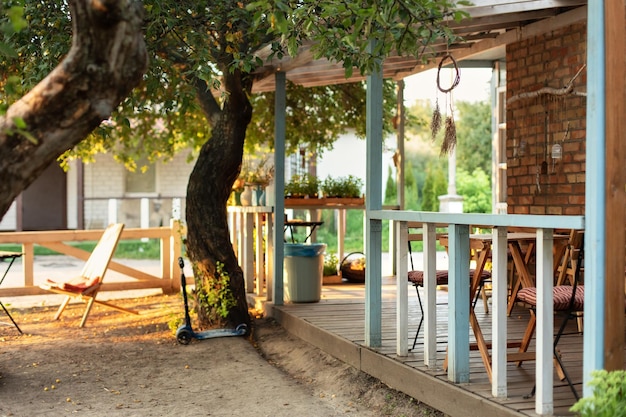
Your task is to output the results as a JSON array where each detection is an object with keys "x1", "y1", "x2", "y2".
[{"x1": 251, "y1": 1, "x2": 587, "y2": 93}]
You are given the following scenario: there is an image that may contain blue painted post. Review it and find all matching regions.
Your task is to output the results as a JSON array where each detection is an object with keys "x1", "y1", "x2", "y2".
[
  {"x1": 365, "y1": 40, "x2": 383, "y2": 348},
  {"x1": 584, "y1": 0, "x2": 605, "y2": 396},
  {"x1": 273, "y1": 71, "x2": 286, "y2": 306},
  {"x1": 448, "y1": 223, "x2": 470, "y2": 383}
]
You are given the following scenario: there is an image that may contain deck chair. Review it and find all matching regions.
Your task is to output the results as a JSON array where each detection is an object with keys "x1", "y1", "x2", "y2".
[
  {"x1": 407, "y1": 231, "x2": 491, "y2": 350},
  {"x1": 40, "y1": 223, "x2": 138, "y2": 327},
  {"x1": 515, "y1": 241, "x2": 584, "y2": 401}
]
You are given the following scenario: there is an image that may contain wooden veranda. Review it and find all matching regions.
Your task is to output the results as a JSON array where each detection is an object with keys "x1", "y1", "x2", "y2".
[{"x1": 265, "y1": 278, "x2": 624, "y2": 417}]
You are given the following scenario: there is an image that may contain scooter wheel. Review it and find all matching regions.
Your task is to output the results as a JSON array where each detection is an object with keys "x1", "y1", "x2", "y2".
[
  {"x1": 235, "y1": 323, "x2": 248, "y2": 334},
  {"x1": 176, "y1": 329, "x2": 193, "y2": 345}
]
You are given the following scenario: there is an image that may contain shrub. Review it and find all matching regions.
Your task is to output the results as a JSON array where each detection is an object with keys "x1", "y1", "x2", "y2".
[{"x1": 570, "y1": 370, "x2": 626, "y2": 417}]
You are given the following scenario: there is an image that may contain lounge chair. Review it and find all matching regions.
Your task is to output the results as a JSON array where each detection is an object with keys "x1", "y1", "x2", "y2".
[{"x1": 40, "y1": 223, "x2": 138, "y2": 327}]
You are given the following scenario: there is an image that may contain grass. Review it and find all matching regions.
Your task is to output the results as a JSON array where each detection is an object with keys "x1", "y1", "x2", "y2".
[{"x1": 0, "y1": 239, "x2": 162, "y2": 260}]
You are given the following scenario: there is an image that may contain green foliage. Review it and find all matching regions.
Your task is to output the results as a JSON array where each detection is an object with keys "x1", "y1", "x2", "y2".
[
  {"x1": 405, "y1": 99, "x2": 434, "y2": 139},
  {"x1": 457, "y1": 168, "x2": 491, "y2": 213},
  {"x1": 285, "y1": 173, "x2": 320, "y2": 197},
  {"x1": 247, "y1": 81, "x2": 398, "y2": 156},
  {"x1": 194, "y1": 261, "x2": 237, "y2": 326},
  {"x1": 0, "y1": 5, "x2": 27, "y2": 59},
  {"x1": 249, "y1": 0, "x2": 469, "y2": 78},
  {"x1": 420, "y1": 160, "x2": 447, "y2": 212},
  {"x1": 384, "y1": 166, "x2": 397, "y2": 205},
  {"x1": 404, "y1": 159, "x2": 420, "y2": 210},
  {"x1": 455, "y1": 101, "x2": 492, "y2": 175},
  {"x1": 0, "y1": 0, "x2": 400, "y2": 169},
  {"x1": 323, "y1": 253, "x2": 339, "y2": 276},
  {"x1": 570, "y1": 370, "x2": 626, "y2": 417},
  {"x1": 321, "y1": 175, "x2": 363, "y2": 198}
]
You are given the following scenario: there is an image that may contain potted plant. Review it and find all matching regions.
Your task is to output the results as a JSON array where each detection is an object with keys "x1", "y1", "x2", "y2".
[
  {"x1": 238, "y1": 157, "x2": 274, "y2": 206},
  {"x1": 322, "y1": 253, "x2": 342, "y2": 284},
  {"x1": 285, "y1": 173, "x2": 319, "y2": 198},
  {"x1": 321, "y1": 175, "x2": 363, "y2": 199}
]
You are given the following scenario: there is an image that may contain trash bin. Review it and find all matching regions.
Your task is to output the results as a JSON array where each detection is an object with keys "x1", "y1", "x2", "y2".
[{"x1": 284, "y1": 243, "x2": 327, "y2": 302}]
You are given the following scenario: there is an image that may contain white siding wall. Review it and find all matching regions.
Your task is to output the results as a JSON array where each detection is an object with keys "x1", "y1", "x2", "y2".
[
  {"x1": 0, "y1": 202, "x2": 17, "y2": 231},
  {"x1": 83, "y1": 152, "x2": 194, "y2": 229}
]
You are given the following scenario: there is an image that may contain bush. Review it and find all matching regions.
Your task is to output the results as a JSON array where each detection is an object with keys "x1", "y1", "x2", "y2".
[{"x1": 570, "y1": 370, "x2": 626, "y2": 417}]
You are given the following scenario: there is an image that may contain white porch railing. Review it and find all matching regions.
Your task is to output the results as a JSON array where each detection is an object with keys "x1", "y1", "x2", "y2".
[
  {"x1": 369, "y1": 210, "x2": 585, "y2": 416},
  {"x1": 227, "y1": 206, "x2": 274, "y2": 298}
]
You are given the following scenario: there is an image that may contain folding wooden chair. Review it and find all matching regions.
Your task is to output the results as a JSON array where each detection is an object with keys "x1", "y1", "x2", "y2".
[
  {"x1": 40, "y1": 223, "x2": 138, "y2": 327},
  {"x1": 515, "y1": 241, "x2": 585, "y2": 400}
]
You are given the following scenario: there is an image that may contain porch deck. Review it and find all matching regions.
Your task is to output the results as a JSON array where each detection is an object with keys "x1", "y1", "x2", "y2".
[{"x1": 265, "y1": 277, "x2": 596, "y2": 417}]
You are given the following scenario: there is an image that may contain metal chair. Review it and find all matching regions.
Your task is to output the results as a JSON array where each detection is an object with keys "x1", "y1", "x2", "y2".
[{"x1": 407, "y1": 231, "x2": 491, "y2": 351}]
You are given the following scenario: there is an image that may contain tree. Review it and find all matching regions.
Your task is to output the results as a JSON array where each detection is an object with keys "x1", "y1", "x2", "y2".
[
  {"x1": 0, "y1": 0, "x2": 147, "y2": 218},
  {"x1": 457, "y1": 168, "x2": 491, "y2": 213},
  {"x1": 383, "y1": 165, "x2": 396, "y2": 205},
  {"x1": 2, "y1": 0, "x2": 467, "y2": 329},
  {"x1": 420, "y1": 160, "x2": 447, "y2": 212},
  {"x1": 455, "y1": 100, "x2": 492, "y2": 175}
]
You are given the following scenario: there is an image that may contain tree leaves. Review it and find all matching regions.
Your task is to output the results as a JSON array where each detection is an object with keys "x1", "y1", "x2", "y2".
[{"x1": 251, "y1": 0, "x2": 468, "y2": 79}]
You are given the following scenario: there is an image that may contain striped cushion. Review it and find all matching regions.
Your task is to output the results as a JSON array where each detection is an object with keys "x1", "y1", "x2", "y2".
[
  {"x1": 517, "y1": 285, "x2": 584, "y2": 311},
  {"x1": 408, "y1": 269, "x2": 491, "y2": 286}
]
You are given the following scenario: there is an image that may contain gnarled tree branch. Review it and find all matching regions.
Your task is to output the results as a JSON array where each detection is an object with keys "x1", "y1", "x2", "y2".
[{"x1": 0, "y1": 0, "x2": 148, "y2": 219}]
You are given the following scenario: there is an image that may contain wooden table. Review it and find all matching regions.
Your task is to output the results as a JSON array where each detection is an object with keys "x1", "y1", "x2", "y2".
[
  {"x1": 0, "y1": 251, "x2": 23, "y2": 333},
  {"x1": 438, "y1": 232, "x2": 568, "y2": 382}
]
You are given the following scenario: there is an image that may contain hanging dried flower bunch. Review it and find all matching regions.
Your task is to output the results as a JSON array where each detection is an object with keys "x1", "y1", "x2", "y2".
[
  {"x1": 430, "y1": 99, "x2": 442, "y2": 140},
  {"x1": 440, "y1": 115, "x2": 457, "y2": 156}
]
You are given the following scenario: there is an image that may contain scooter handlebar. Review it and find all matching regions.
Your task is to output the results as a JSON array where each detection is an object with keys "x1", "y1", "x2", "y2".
[{"x1": 178, "y1": 257, "x2": 185, "y2": 269}]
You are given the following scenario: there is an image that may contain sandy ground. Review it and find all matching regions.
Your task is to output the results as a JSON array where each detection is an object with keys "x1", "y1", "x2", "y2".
[{"x1": 0, "y1": 293, "x2": 445, "y2": 417}]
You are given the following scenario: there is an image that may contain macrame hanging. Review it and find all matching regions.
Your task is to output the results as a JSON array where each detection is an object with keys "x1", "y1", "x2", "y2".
[{"x1": 432, "y1": 54, "x2": 461, "y2": 155}]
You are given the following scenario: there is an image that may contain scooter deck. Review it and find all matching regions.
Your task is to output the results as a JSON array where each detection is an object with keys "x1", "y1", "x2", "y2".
[
  {"x1": 194, "y1": 325, "x2": 247, "y2": 340},
  {"x1": 176, "y1": 257, "x2": 248, "y2": 344}
]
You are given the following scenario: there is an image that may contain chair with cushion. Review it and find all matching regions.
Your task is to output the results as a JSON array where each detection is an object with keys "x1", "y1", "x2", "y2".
[
  {"x1": 40, "y1": 223, "x2": 138, "y2": 327},
  {"x1": 515, "y1": 241, "x2": 584, "y2": 400},
  {"x1": 407, "y1": 230, "x2": 492, "y2": 350}
]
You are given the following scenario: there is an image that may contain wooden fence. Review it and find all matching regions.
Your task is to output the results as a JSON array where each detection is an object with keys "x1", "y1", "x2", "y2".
[{"x1": 0, "y1": 221, "x2": 184, "y2": 297}]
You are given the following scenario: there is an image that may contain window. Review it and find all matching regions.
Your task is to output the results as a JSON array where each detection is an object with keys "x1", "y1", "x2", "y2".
[{"x1": 125, "y1": 160, "x2": 156, "y2": 195}]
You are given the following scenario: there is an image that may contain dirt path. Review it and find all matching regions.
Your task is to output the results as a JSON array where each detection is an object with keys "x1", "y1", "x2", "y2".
[{"x1": 0, "y1": 294, "x2": 443, "y2": 416}]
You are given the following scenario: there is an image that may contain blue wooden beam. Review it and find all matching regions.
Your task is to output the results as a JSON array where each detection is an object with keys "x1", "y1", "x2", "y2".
[
  {"x1": 448, "y1": 224, "x2": 470, "y2": 383},
  {"x1": 583, "y1": 0, "x2": 605, "y2": 395},
  {"x1": 365, "y1": 41, "x2": 384, "y2": 348},
  {"x1": 273, "y1": 71, "x2": 286, "y2": 305}
]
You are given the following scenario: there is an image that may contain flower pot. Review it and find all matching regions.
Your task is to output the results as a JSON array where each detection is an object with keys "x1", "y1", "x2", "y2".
[{"x1": 240, "y1": 185, "x2": 253, "y2": 206}]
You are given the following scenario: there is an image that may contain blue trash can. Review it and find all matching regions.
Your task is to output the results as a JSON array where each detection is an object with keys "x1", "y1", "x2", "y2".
[{"x1": 284, "y1": 243, "x2": 327, "y2": 302}]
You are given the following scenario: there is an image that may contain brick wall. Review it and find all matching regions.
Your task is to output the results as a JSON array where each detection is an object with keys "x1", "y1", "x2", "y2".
[{"x1": 506, "y1": 23, "x2": 587, "y2": 215}]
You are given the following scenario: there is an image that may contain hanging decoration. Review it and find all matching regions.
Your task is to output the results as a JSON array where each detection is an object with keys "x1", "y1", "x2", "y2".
[
  {"x1": 508, "y1": 64, "x2": 585, "y2": 196},
  {"x1": 434, "y1": 53, "x2": 461, "y2": 155},
  {"x1": 507, "y1": 65, "x2": 586, "y2": 105},
  {"x1": 430, "y1": 99, "x2": 442, "y2": 139}
]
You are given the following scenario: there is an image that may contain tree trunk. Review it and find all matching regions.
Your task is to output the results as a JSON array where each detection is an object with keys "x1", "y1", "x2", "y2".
[
  {"x1": 0, "y1": 0, "x2": 147, "y2": 218},
  {"x1": 185, "y1": 70, "x2": 253, "y2": 330}
]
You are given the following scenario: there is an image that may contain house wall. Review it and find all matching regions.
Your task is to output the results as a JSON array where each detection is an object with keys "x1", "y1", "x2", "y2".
[
  {"x1": 506, "y1": 23, "x2": 587, "y2": 216},
  {"x1": 83, "y1": 152, "x2": 194, "y2": 229},
  {"x1": 0, "y1": 203, "x2": 17, "y2": 231}
]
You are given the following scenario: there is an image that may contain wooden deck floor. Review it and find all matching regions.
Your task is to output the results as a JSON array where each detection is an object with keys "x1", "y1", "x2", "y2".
[{"x1": 263, "y1": 277, "x2": 602, "y2": 417}]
